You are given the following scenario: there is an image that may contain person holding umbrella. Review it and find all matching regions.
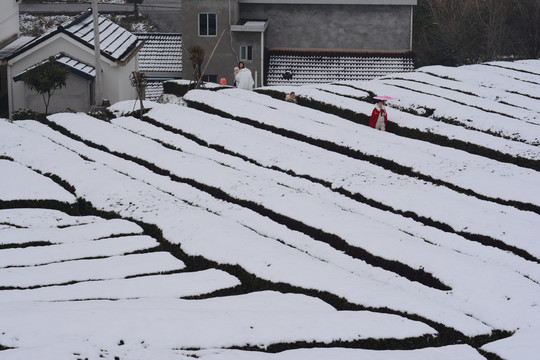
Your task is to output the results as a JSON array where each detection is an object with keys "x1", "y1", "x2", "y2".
[{"x1": 369, "y1": 96, "x2": 393, "y2": 131}]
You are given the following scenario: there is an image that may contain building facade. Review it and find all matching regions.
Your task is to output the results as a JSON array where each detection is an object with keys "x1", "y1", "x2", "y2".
[
  {"x1": 0, "y1": 0, "x2": 23, "y2": 118},
  {"x1": 1, "y1": 8, "x2": 143, "y2": 117},
  {"x1": 181, "y1": 0, "x2": 417, "y2": 87}
]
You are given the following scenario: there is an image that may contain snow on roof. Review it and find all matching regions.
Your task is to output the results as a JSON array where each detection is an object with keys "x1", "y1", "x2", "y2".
[
  {"x1": 13, "y1": 53, "x2": 95, "y2": 82},
  {"x1": 5, "y1": 9, "x2": 142, "y2": 63},
  {"x1": 0, "y1": 36, "x2": 35, "y2": 60},
  {"x1": 61, "y1": 9, "x2": 141, "y2": 61},
  {"x1": 231, "y1": 20, "x2": 269, "y2": 32},
  {"x1": 266, "y1": 49, "x2": 414, "y2": 85},
  {"x1": 135, "y1": 33, "x2": 182, "y2": 73}
]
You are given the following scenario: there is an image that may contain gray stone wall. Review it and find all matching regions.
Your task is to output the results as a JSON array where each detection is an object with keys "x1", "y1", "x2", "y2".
[{"x1": 240, "y1": 4, "x2": 412, "y2": 51}]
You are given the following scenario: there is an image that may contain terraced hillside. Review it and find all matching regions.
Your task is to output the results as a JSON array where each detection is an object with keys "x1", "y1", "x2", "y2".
[{"x1": 1, "y1": 59, "x2": 539, "y2": 360}]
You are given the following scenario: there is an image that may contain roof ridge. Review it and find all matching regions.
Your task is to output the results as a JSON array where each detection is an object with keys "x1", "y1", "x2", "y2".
[
  {"x1": 269, "y1": 48, "x2": 413, "y2": 57},
  {"x1": 133, "y1": 33, "x2": 182, "y2": 36},
  {"x1": 58, "y1": 8, "x2": 92, "y2": 31}
]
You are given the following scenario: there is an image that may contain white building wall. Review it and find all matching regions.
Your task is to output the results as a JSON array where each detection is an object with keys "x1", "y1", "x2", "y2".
[
  {"x1": 101, "y1": 59, "x2": 138, "y2": 105},
  {"x1": 26, "y1": 74, "x2": 91, "y2": 114},
  {"x1": 0, "y1": 0, "x2": 20, "y2": 47}
]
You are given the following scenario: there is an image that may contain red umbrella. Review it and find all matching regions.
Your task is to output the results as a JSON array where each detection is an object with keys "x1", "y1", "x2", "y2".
[{"x1": 374, "y1": 95, "x2": 395, "y2": 100}]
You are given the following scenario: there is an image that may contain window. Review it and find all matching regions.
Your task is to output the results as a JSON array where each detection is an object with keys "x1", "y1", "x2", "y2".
[
  {"x1": 199, "y1": 13, "x2": 217, "y2": 36},
  {"x1": 202, "y1": 74, "x2": 219, "y2": 84},
  {"x1": 240, "y1": 45, "x2": 253, "y2": 61}
]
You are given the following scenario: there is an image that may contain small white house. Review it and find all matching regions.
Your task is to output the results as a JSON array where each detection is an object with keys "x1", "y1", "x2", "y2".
[
  {"x1": 0, "y1": 0, "x2": 26, "y2": 118},
  {"x1": 1, "y1": 8, "x2": 144, "y2": 116}
]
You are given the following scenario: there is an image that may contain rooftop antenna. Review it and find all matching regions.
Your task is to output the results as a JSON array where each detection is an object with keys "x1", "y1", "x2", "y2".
[{"x1": 91, "y1": 0, "x2": 103, "y2": 107}]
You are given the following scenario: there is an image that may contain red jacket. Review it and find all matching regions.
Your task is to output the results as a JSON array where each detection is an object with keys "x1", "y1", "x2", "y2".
[{"x1": 370, "y1": 106, "x2": 388, "y2": 129}]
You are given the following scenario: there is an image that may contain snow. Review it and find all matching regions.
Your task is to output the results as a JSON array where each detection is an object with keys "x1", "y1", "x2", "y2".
[
  {"x1": 0, "y1": 270, "x2": 240, "y2": 303},
  {"x1": 0, "y1": 292, "x2": 436, "y2": 351},
  {"x1": 0, "y1": 217, "x2": 143, "y2": 246},
  {"x1": 0, "y1": 235, "x2": 158, "y2": 267},
  {"x1": 0, "y1": 159, "x2": 75, "y2": 202},
  {"x1": 0, "y1": 59, "x2": 539, "y2": 360},
  {"x1": 132, "y1": 104, "x2": 539, "y2": 257},
  {"x1": 0, "y1": 252, "x2": 185, "y2": 288}
]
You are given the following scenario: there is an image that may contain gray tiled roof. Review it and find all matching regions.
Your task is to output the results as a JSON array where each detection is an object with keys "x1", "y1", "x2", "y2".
[
  {"x1": 56, "y1": 54, "x2": 96, "y2": 79},
  {"x1": 266, "y1": 50, "x2": 414, "y2": 85},
  {"x1": 135, "y1": 33, "x2": 182, "y2": 73},
  {"x1": 145, "y1": 80, "x2": 165, "y2": 101},
  {"x1": 5, "y1": 9, "x2": 142, "y2": 62}
]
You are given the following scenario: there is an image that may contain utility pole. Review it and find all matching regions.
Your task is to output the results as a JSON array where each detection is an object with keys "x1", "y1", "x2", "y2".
[{"x1": 91, "y1": 0, "x2": 103, "y2": 107}]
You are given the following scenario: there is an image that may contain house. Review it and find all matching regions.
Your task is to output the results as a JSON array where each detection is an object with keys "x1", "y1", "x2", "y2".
[
  {"x1": 0, "y1": 7, "x2": 144, "y2": 117},
  {"x1": 0, "y1": 0, "x2": 30, "y2": 118},
  {"x1": 134, "y1": 33, "x2": 182, "y2": 101},
  {"x1": 181, "y1": 0, "x2": 417, "y2": 87}
]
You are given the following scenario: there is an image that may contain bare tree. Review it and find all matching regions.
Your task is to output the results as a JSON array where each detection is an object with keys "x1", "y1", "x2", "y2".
[
  {"x1": 508, "y1": 0, "x2": 540, "y2": 59},
  {"x1": 130, "y1": 71, "x2": 147, "y2": 119},
  {"x1": 474, "y1": 0, "x2": 510, "y2": 61},
  {"x1": 414, "y1": 0, "x2": 540, "y2": 66},
  {"x1": 187, "y1": 44, "x2": 205, "y2": 89}
]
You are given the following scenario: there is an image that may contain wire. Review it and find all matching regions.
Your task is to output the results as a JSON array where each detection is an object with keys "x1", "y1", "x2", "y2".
[
  {"x1": 0, "y1": 11, "x2": 19, "y2": 27},
  {"x1": 229, "y1": 0, "x2": 238, "y2": 63}
]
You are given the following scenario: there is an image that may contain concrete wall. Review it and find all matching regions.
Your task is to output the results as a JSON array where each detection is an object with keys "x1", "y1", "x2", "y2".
[
  {"x1": 240, "y1": 3, "x2": 413, "y2": 51},
  {"x1": 182, "y1": 0, "x2": 414, "y2": 85},
  {"x1": 182, "y1": 0, "x2": 243, "y2": 85},
  {"x1": 0, "y1": 0, "x2": 20, "y2": 47},
  {"x1": 8, "y1": 34, "x2": 137, "y2": 114}
]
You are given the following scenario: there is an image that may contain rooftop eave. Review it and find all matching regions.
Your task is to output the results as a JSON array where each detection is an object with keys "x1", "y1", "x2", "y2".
[
  {"x1": 0, "y1": 36, "x2": 35, "y2": 62},
  {"x1": 116, "y1": 39, "x2": 145, "y2": 66},
  {"x1": 231, "y1": 21, "x2": 269, "y2": 32}
]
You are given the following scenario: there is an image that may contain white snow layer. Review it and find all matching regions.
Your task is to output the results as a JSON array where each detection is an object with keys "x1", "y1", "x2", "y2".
[{"x1": 0, "y1": 59, "x2": 539, "y2": 360}]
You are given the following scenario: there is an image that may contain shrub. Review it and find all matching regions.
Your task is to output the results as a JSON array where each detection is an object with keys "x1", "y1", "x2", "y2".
[
  {"x1": 87, "y1": 110, "x2": 114, "y2": 121},
  {"x1": 11, "y1": 109, "x2": 46, "y2": 121},
  {"x1": 163, "y1": 81, "x2": 193, "y2": 97}
]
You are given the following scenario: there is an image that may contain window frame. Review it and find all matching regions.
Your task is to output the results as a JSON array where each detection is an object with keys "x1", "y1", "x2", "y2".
[
  {"x1": 202, "y1": 74, "x2": 219, "y2": 84},
  {"x1": 198, "y1": 13, "x2": 217, "y2": 37},
  {"x1": 240, "y1": 45, "x2": 253, "y2": 61}
]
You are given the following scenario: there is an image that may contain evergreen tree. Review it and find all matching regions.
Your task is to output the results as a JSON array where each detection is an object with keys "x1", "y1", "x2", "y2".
[{"x1": 22, "y1": 56, "x2": 70, "y2": 115}]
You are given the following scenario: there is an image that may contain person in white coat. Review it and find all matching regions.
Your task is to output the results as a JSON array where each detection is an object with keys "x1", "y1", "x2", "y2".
[{"x1": 235, "y1": 62, "x2": 254, "y2": 90}]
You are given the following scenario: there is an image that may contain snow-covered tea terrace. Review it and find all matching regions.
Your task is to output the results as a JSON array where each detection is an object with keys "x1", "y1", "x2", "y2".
[{"x1": 1, "y1": 59, "x2": 539, "y2": 360}]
